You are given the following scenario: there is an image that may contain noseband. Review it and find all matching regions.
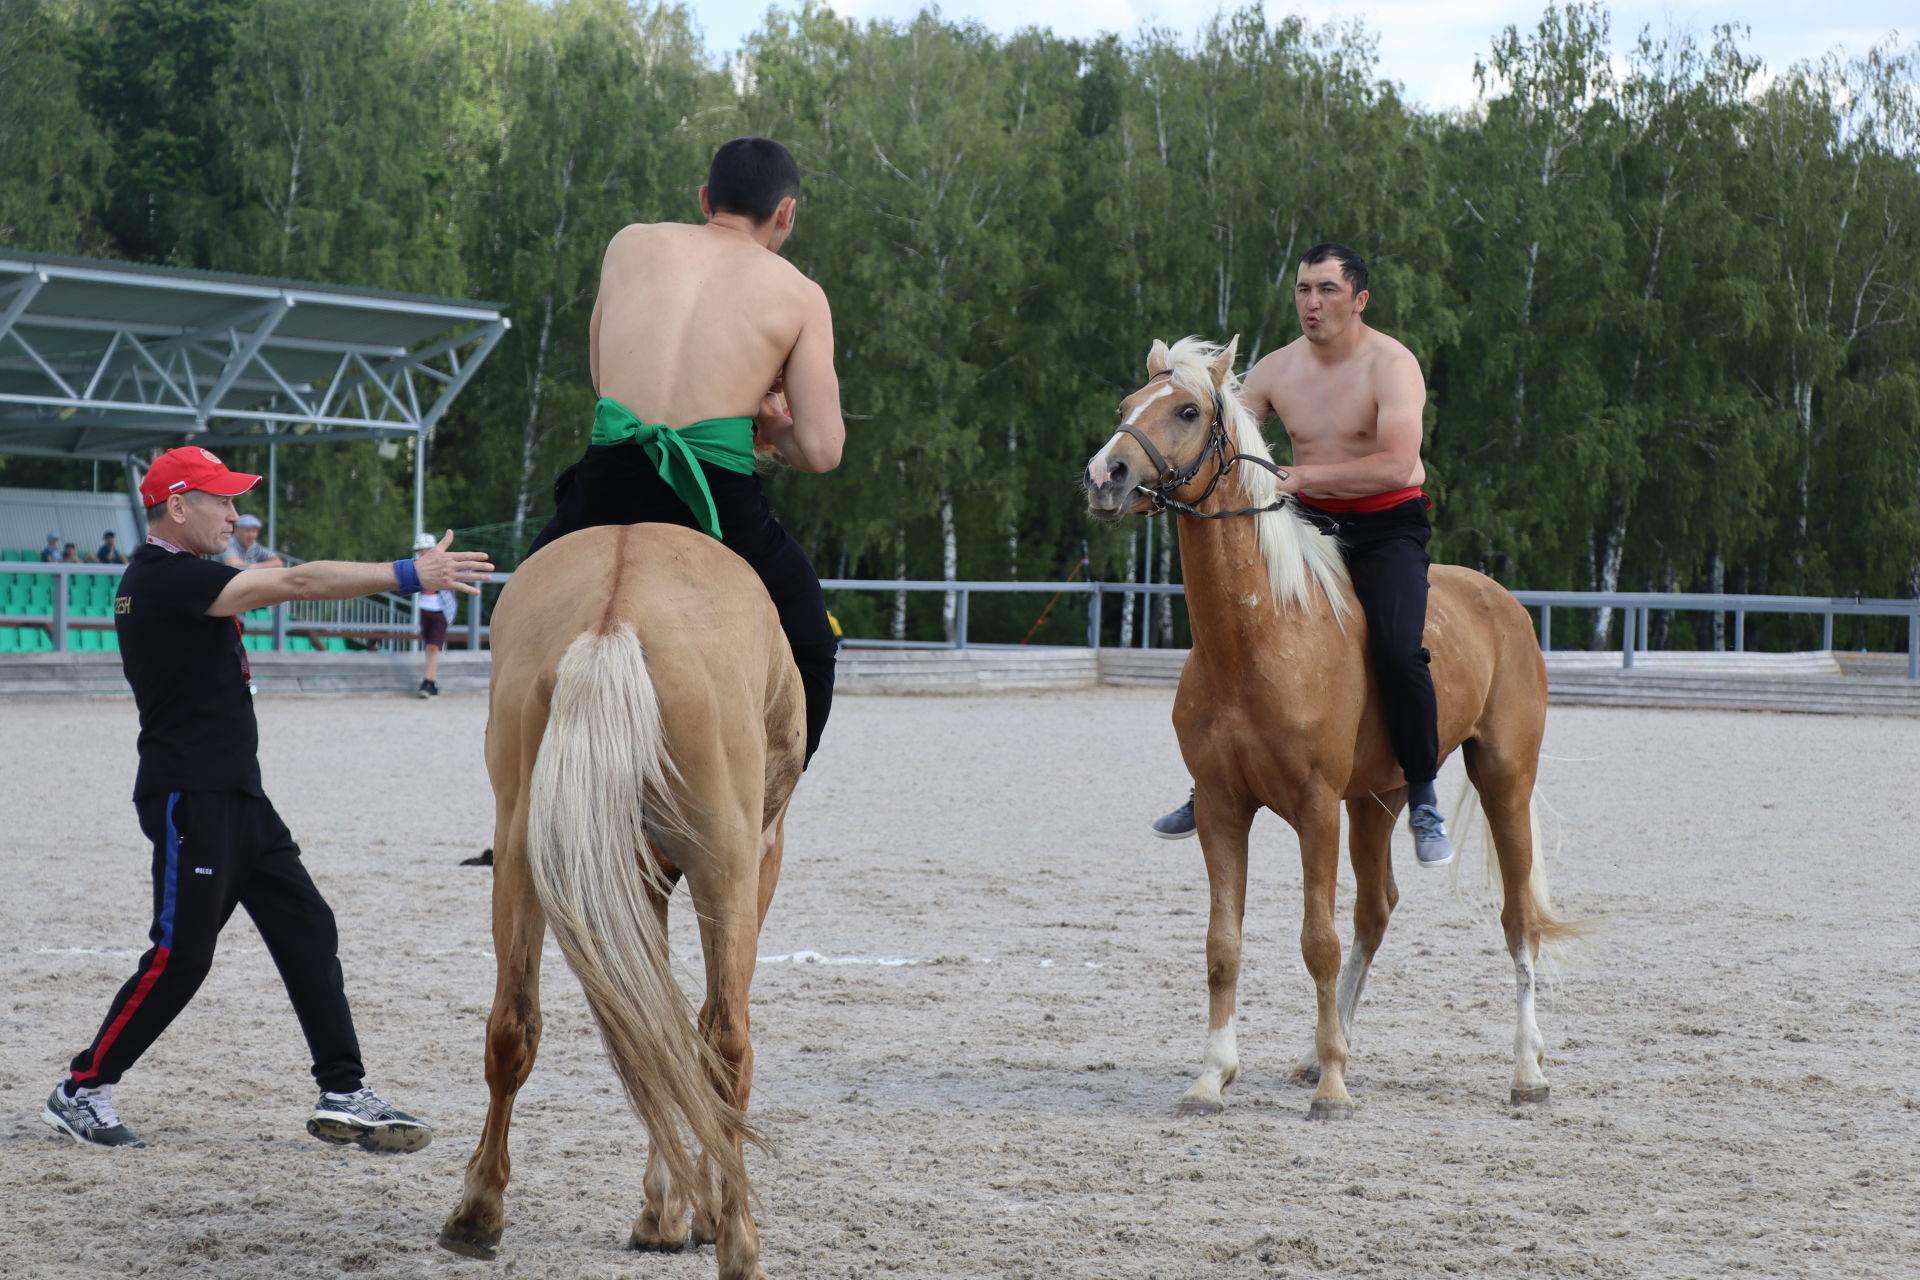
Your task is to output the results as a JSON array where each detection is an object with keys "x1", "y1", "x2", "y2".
[{"x1": 1112, "y1": 371, "x2": 1292, "y2": 520}]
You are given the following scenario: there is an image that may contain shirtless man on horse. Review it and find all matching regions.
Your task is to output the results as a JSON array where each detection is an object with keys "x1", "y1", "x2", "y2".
[
  {"x1": 1151, "y1": 241, "x2": 1453, "y2": 868},
  {"x1": 528, "y1": 135, "x2": 845, "y2": 764}
]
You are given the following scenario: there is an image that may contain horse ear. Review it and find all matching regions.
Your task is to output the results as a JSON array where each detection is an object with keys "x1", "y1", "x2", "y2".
[
  {"x1": 1210, "y1": 335, "x2": 1240, "y2": 384},
  {"x1": 1146, "y1": 339, "x2": 1172, "y2": 377}
]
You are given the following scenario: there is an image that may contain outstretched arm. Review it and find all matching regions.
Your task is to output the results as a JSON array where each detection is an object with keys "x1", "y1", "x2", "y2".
[{"x1": 205, "y1": 532, "x2": 492, "y2": 617}]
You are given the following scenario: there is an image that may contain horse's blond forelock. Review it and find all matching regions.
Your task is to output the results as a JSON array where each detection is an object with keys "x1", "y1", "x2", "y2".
[{"x1": 1162, "y1": 337, "x2": 1351, "y2": 621}]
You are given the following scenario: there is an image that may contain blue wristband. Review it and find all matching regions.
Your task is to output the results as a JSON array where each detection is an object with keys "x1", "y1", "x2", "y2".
[{"x1": 392, "y1": 558, "x2": 421, "y2": 595}]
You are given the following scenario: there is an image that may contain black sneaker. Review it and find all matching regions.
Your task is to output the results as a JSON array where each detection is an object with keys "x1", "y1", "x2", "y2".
[
  {"x1": 1150, "y1": 790, "x2": 1197, "y2": 840},
  {"x1": 307, "y1": 1086, "x2": 433, "y2": 1153},
  {"x1": 427, "y1": 680, "x2": 439, "y2": 697},
  {"x1": 416, "y1": 680, "x2": 431, "y2": 700},
  {"x1": 43, "y1": 1083, "x2": 144, "y2": 1148}
]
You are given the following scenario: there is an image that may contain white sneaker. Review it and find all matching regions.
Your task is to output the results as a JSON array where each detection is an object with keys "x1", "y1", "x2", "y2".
[
  {"x1": 307, "y1": 1086, "x2": 433, "y2": 1153},
  {"x1": 43, "y1": 1083, "x2": 144, "y2": 1148}
]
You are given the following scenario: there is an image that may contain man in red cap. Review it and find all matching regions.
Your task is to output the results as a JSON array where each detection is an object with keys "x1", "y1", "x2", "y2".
[{"x1": 43, "y1": 446, "x2": 491, "y2": 1151}]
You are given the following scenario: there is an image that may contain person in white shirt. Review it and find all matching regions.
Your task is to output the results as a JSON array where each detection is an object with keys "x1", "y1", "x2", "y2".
[{"x1": 413, "y1": 532, "x2": 458, "y2": 698}]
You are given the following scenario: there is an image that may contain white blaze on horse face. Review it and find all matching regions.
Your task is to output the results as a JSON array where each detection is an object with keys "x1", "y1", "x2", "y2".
[{"x1": 1087, "y1": 384, "x2": 1176, "y2": 485}]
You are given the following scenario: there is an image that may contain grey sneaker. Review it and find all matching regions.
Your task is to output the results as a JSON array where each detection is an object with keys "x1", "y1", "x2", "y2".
[
  {"x1": 1150, "y1": 791, "x2": 1197, "y2": 840},
  {"x1": 43, "y1": 1083, "x2": 144, "y2": 1148},
  {"x1": 1410, "y1": 803, "x2": 1454, "y2": 868},
  {"x1": 307, "y1": 1086, "x2": 433, "y2": 1153}
]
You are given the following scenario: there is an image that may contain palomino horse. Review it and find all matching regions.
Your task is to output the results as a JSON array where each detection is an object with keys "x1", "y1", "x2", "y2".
[
  {"x1": 1084, "y1": 336, "x2": 1575, "y2": 1118},
  {"x1": 438, "y1": 524, "x2": 805, "y2": 1280}
]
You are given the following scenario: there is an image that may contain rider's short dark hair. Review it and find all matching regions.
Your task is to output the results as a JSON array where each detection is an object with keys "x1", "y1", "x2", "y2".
[
  {"x1": 1300, "y1": 242, "x2": 1369, "y2": 296},
  {"x1": 707, "y1": 137, "x2": 801, "y2": 224}
]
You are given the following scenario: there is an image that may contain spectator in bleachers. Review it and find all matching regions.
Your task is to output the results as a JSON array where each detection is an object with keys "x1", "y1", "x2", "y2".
[
  {"x1": 221, "y1": 514, "x2": 284, "y2": 569},
  {"x1": 40, "y1": 533, "x2": 61, "y2": 562},
  {"x1": 96, "y1": 531, "x2": 126, "y2": 565},
  {"x1": 60, "y1": 543, "x2": 83, "y2": 564},
  {"x1": 413, "y1": 531, "x2": 456, "y2": 698}
]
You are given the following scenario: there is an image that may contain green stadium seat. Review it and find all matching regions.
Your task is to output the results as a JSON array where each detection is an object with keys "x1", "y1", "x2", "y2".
[
  {"x1": 288, "y1": 636, "x2": 314, "y2": 652},
  {"x1": 0, "y1": 629, "x2": 16, "y2": 653},
  {"x1": 101, "y1": 629, "x2": 119, "y2": 651},
  {"x1": 322, "y1": 636, "x2": 347, "y2": 652}
]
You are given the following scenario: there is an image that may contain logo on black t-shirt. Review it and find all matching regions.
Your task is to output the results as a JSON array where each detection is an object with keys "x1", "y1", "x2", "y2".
[{"x1": 115, "y1": 596, "x2": 131, "y2": 615}]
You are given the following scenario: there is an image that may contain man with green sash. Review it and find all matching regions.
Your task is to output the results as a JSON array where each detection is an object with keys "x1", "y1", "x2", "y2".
[{"x1": 528, "y1": 137, "x2": 846, "y2": 763}]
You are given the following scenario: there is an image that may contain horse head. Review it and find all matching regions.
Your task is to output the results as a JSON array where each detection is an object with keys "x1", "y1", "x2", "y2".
[{"x1": 1084, "y1": 335, "x2": 1240, "y2": 523}]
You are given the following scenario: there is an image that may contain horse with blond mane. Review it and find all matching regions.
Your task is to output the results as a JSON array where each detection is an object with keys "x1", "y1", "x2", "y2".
[
  {"x1": 438, "y1": 524, "x2": 805, "y2": 1280},
  {"x1": 1085, "y1": 336, "x2": 1576, "y2": 1119}
]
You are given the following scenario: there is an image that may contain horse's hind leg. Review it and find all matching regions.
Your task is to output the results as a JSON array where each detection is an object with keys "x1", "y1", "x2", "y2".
[
  {"x1": 440, "y1": 802, "x2": 545, "y2": 1259},
  {"x1": 1293, "y1": 790, "x2": 1403, "y2": 1084},
  {"x1": 687, "y1": 811, "x2": 789, "y2": 1254},
  {"x1": 630, "y1": 867, "x2": 694, "y2": 1253},
  {"x1": 1179, "y1": 786, "x2": 1253, "y2": 1115},
  {"x1": 683, "y1": 828, "x2": 770, "y2": 1280},
  {"x1": 1464, "y1": 740, "x2": 1550, "y2": 1104}
]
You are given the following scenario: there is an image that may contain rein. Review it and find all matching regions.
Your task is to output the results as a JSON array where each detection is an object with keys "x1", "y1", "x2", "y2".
[{"x1": 1113, "y1": 371, "x2": 1293, "y2": 521}]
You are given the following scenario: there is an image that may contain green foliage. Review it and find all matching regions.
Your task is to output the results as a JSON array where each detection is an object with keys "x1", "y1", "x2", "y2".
[{"x1": 3, "y1": 0, "x2": 1917, "y2": 635}]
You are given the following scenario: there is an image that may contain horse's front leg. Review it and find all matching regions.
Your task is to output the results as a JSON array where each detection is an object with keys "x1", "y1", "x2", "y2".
[
  {"x1": 1293, "y1": 791, "x2": 1403, "y2": 1084},
  {"x1": 1294, "y1": 791, "x2": 1354, "y2": 1119},
  {"x1": 1179, "y1": 786, "x2": 1253, "y2": 1115},
  {"x1": 440, "y1": 808, "x2": 545, "y2": 1258}
]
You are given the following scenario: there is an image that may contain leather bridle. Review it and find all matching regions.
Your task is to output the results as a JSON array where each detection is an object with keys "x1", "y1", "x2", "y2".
[{"x1": 1111, "y1": 371, "x2": 1293, "y2": 520}]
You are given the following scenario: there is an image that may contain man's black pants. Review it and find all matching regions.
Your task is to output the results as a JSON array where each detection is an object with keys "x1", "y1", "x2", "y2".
[
  {"x1": 69, "y1": 791, "x2": 365, "y2": 1093},
  {"x1": 1300, "y1": 497, "x2": 1440, "y2": 787},
  {"x1": 529, "y1": 444, "x2": 838, "y2": 763}
]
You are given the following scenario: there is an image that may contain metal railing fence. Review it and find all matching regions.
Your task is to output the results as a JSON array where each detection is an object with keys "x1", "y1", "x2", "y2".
[{"x1": 6, "y1": 562, "x2": 1917, "y2": 679}]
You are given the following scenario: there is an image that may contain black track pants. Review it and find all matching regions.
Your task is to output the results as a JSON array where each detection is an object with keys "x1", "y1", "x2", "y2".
[
  {"x1": 1300, "y1": 497, "x2": 1440, "y2": 786},
  {"x1": 529, "y1": 443, "x2": 838, "y2": 764},
  {"x1": 69, "y1": 791, "x2": 365, "y2": 1093}
]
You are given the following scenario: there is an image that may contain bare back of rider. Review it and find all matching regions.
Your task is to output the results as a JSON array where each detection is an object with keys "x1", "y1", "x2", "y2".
[
  {"x1": 1150, "y1": 242, "x2": 1454, "y2": 868},
  {"x1": 529, "y1": 137, "x2": 846, "y2": 764}
]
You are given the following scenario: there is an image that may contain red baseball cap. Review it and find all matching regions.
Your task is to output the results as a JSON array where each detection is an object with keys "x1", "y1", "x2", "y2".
[{"x1": 139, "y1": 446, "x2": 262, "y2": 508}]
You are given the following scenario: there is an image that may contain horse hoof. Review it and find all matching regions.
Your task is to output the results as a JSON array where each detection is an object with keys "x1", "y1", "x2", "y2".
[
  {"x1": 1289, "y1": 1066, "x2": 1321, "y2": 1087},
  {"x1": 1307, "y1": 1098, "x2": 1355, "y2": 1121},
  {"x1": 628, "y1": 1232, "x2": 692, "y2": 1254},
  {"x1": 437, "y1": 1227, "x2": 502, "y2": 1260},
  {"x1": 1176, "y1": 1097, "x2": 1224, "y2": 1117},
  {"x1": 1510, "y1": 1085, "x2": 1551, "y2": 1106}
]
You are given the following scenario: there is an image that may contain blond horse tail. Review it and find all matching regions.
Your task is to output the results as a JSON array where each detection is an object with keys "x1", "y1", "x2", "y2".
[
  {"x1": 526, "y1": 626, "x2": 750, "y2": 1208},
  {"x1": 1451, "y1": 779, "x2": 1593, "y2": 960}
]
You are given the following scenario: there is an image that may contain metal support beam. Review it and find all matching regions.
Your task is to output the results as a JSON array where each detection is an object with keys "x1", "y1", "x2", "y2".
[{"x1": 198, "y1": 296, "x2": 294, "y2": 423}]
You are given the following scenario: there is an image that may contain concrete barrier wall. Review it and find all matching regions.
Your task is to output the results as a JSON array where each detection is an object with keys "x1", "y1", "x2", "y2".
[{"x1": 6, "y1": 644, "x2": 1918, "y2": 715}]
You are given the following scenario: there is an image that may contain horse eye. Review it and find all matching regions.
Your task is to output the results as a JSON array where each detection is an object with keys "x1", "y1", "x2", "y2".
[{"x1": 1181, "y1": 405, "x2": 1201, "y2": 421}]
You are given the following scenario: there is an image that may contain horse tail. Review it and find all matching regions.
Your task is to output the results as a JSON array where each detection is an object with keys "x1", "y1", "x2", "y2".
[
  {"x1": 525, "y1": 625, "x2": 752, "y2": 1207},
  {"x1": 1452, "y1": 778, "x2": 1593, "y2": 958}
]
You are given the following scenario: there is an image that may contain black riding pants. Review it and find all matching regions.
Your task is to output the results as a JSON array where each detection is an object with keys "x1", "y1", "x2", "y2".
[
  {"x1": 529, "y1": 444, "x2": 838, "y2": 764},
  {"x1": 69, "y1": 790, "x2": 365, "y2": 1094},
  {"x1": 1300, "y1": 497, "x2": 1440, "y2": 786}
]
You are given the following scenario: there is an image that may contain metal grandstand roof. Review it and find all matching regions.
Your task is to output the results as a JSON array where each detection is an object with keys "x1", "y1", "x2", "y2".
[{"x1": 0, "y1": 248, "x2": 509, "y2": 461}]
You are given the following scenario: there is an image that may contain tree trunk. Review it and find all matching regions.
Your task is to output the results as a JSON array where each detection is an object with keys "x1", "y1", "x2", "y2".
[
  {"x1": 890, "y1": 523, "x2": 908, "y2": 643},
  {"x1": 1155, "y1": 514, "x2": 1176, "y2": 647},
  {"x1": 940, "y1": 488, "x2": 957, "y2": 644},
  {"x1": 1709, "y1": 552, "x2": 1726, "y2": 651},
  {"x1": 1587, "y1": 502, "x2": 1628, "y2": 650}
]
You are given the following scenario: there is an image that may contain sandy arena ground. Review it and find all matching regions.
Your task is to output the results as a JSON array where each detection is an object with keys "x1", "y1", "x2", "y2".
[{"x1": 1, "y1": 686, "x2": 1915, "y2": 1280}]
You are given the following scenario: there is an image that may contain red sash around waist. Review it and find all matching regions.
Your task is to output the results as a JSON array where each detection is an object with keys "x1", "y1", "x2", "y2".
[{"x1": 1295, "y1": 486, "x2": 1427, "y2": 514}]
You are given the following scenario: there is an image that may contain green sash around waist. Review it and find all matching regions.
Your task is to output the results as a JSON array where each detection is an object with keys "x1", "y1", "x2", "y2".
[{"x1": 589, "y1": 398, "x2": 756, "y2": 540}]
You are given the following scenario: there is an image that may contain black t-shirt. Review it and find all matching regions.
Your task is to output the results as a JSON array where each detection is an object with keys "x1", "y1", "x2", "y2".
[{"x1": 116, "y1": 543, "x2": 260, "y2": 799}]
